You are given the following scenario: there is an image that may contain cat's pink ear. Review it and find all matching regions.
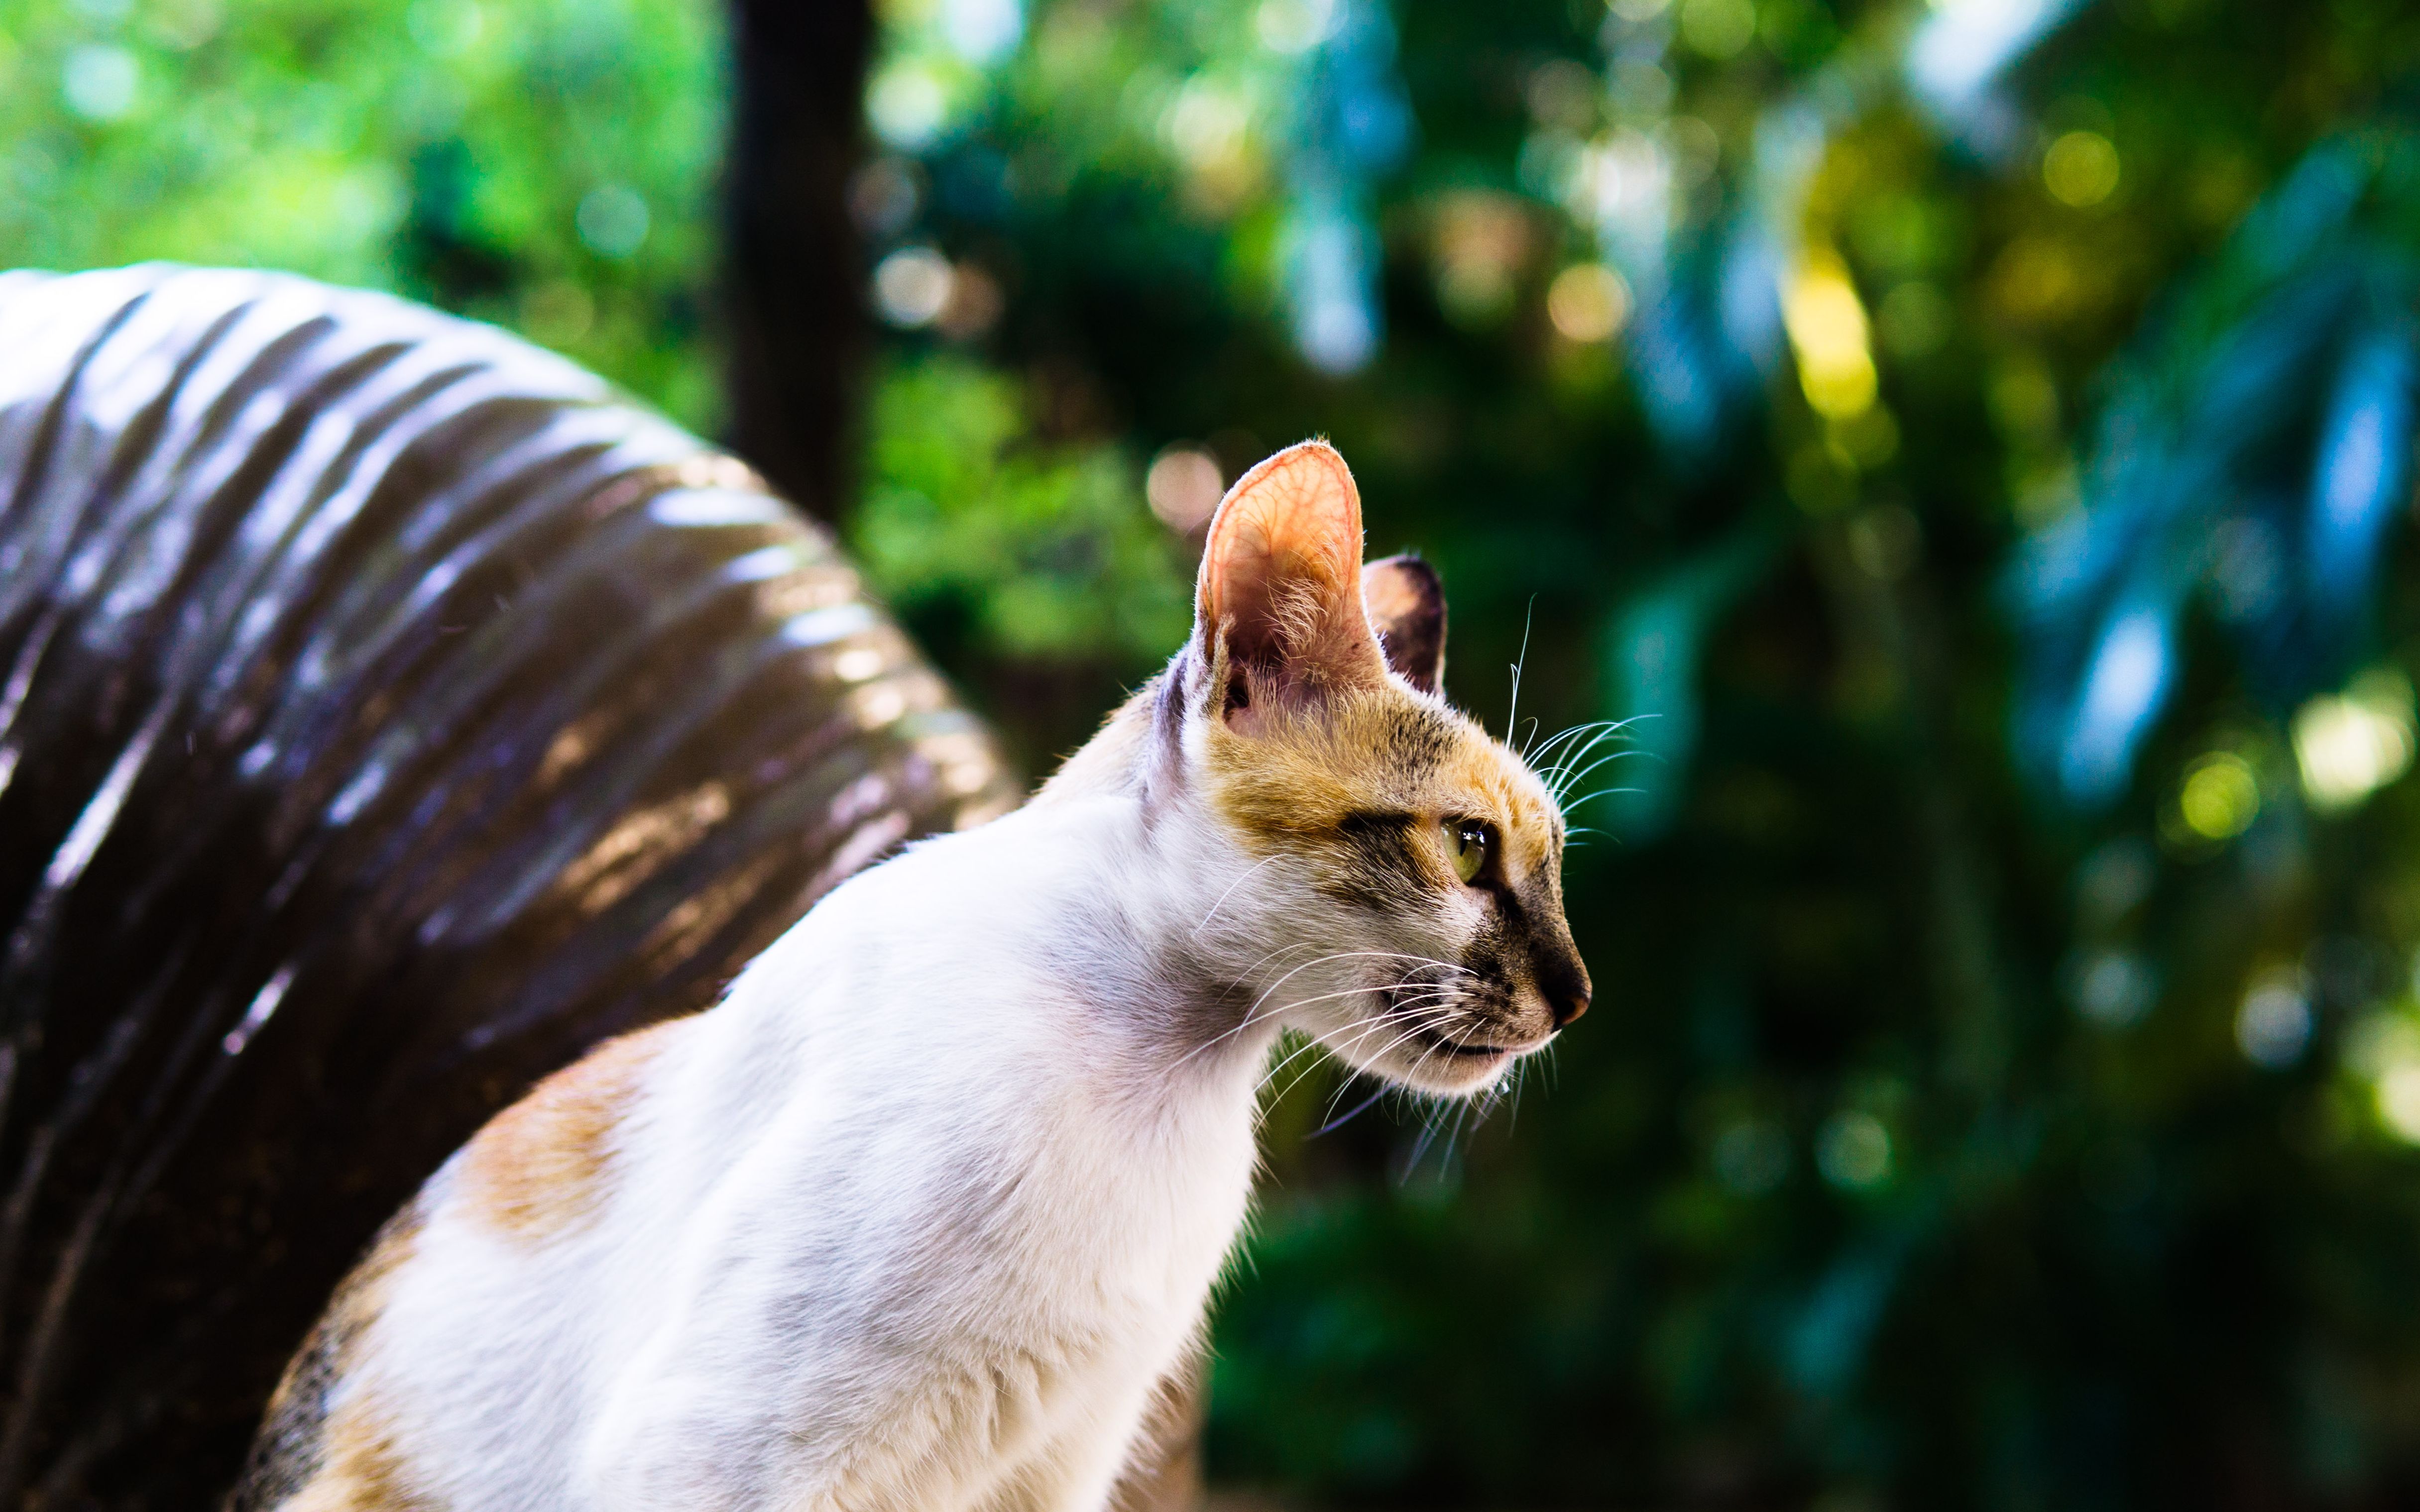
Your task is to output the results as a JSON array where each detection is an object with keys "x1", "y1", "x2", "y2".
[
  {"x1": 1196, "y1": 440, "x2": 1387, "y2": 728},
  {"x1": 1362, "y1": 554, "x2": 1446, "y2": 695}
]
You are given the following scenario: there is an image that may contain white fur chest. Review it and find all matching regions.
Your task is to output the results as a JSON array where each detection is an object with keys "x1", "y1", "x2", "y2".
[{"x1": 550, "y1": 814, "x2": 1271, "y2": 1511}]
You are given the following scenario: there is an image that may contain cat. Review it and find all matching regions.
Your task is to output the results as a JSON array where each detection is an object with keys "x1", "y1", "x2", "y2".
[{"x1": 232, "y1": 439, "x2": 1590, "y2": 1512}]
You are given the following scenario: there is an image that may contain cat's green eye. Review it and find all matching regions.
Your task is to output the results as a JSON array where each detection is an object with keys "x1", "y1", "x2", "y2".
[{"x1": 1446, "y1": 820, "x2": 1492, "y2": 884}]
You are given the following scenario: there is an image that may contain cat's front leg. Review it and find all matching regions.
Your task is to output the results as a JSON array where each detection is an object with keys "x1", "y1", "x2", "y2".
[
  {"x1": 580, "y1": 1352, "x2": 1036, "y2": 1512},
  {"x1": 996, "y1": 1424, "x2": 1145, "y2": 1512},
  {"x1": 962, "y1": 1364, "x2": 1174, "y2": 1512}
]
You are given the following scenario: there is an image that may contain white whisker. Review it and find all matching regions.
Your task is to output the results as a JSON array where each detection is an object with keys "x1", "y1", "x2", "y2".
[
  {"x1": 1171, "y1": 949, "x2": 1469, "y2": 1070},
  {"x1": 1560, "y1": 784, "x2": 1641, "y2": 814},
  {"x1": 1547, "y1": 745, "x2": 1647, "y2": 806},
  {"x1": 1190, "y1": 856, "x2": 1285, "y2": 941},
  {"x1": 1504, "y1": 597, "x2": 1534, "y2": 747}
]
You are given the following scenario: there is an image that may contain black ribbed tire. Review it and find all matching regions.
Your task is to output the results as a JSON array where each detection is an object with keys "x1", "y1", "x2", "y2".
[{"x1": 0, "y1": 265, "x2": 1017, "y2": 1510}]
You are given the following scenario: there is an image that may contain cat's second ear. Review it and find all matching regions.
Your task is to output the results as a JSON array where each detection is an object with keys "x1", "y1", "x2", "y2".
[
  {"x1": 1362, "y1": 554, "x2": 1446, "y2": 695},
  {"x1": 1196, "y1": 440, "x2": 1387, "y2": 728}
]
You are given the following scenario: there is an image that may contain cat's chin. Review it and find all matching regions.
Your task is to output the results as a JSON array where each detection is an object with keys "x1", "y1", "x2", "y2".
[
  {"x1": 1344, "y1": 1028, "x2": 1537, "y2": 1097},
  {"x1": 1391, "y1": 1052, "x2": 1515, "y2": 1096}
]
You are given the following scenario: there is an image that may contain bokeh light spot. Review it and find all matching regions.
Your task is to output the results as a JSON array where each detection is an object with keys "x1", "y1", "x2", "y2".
[
  {"x1": 1146, "y1": 447, "x2": 1224, "y2": 532},
  {"x1": 873, "y1": 247, "x2": 954, "y2": 327},
  {"x1": 1713, "y1": 1118, "x2": 1790, "y2": 1195},
  {"x1": 1783, "y1": 252, "x2": 1878, "y2": 419},
  {"x1": 1816, "y1": 1112, "x2": 1892, "y2": 1189},
  {"x1": 934, "y1": 263, "x2": 1003, "y2": 339},
  {"x1": 1166, "y1": 78, "x2": 1252, "y2": 170},
  {"x1": 2044, "y1": 130, "x2": 2120, "y2": 208},
  {"x1": 1524, "y1": 59, "x2": 1599, "y2": 133},
  {"x1": 2380, "y1": 1065, "x2": 2420, "y2": 1144},
  {"x1": 2235, "y1": 970, "x2": 2312, "y2": 1070},
  {"x1": 1546, "y1": 263, "x2": 1631, "y2": 343},
  {"x1": 941, "y1": 0, "x2": 1023, "y2": 65},
  {"x1": 1255, "y1": 0, "x2": 1341, "y2": 54},
  {"x1": 2178, "y1": 752, "x2": 2258, "y2": 840},
  {"x1": 521, "y1": 282, "x2": 596, "y2": 347},
  {"x1": 1609, "y1": 57, "x2": 1674, "y2": 114},
  {"x1": 576, "y1": 185, "x2": 651, "y2": 258},
  {"x1": 1431, "y1": 191, "x2": 1533, "y2": 324},
  {"x1": 2074, "y1": 949, "x2": 2154, "y2": 1029},
  {"x1": 61, "y1": 45, "x2": 138, "y2": 123},
  {"x1": 868, "y1": 62, "x2": 951, "y2": 150},
  {"x1": 1680, "y1": 0, "x2": 1758, "y2": 58},
  {"x1": 2293, "y1": 670, "x2": 2415, "y2": 813}
]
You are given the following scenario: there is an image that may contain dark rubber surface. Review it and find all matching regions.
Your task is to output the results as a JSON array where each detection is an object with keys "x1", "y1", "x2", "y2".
[{"x1": 0, "y1": 266, "x2": 1015, "y2": 1508}]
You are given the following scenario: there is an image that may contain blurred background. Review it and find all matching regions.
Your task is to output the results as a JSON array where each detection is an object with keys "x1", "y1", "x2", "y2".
[{"x1": 9, "y1": 0, "x2": 2420, "y2": 1506}]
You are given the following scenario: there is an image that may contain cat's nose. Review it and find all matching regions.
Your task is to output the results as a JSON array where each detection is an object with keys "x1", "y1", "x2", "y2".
[
  {"x1": 1549, "y1": 983, "x2": 1590, "y2": 1027},
  {"x1": 1539, "y1": 953, "x2": 1591, "y2": 1026}
]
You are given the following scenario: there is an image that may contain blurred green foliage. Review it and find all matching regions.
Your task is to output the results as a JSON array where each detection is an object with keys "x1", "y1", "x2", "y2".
[
  {"x1": 24, "y1": 0, "x2": 2420, "y2": 1504},
  {"x1": 0, "y1": 0, "x2": 722, "y2": 425},
  {"x1": 858, "y1": 354, "x2": 1190, "y2": 671}
]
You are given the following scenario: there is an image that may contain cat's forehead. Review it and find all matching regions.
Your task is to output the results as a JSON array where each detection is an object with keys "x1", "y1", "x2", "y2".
[
  {"x1": 1207, "y1": 682, "x2": 1561, "y2": 838},
  {"x1": 1424, "y1": 708, "x2": 1563, "y2": 841}
]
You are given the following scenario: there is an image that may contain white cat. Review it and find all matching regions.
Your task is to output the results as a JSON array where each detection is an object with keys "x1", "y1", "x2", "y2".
[{"x1": 235, "y1": 439, "x2": 1590, "y2": 1512}]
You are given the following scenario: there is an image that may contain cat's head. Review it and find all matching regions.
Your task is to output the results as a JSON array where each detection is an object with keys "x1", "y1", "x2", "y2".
[{"x1": 1170, "y1": 440, "x2": 1589, "y2": 1096}]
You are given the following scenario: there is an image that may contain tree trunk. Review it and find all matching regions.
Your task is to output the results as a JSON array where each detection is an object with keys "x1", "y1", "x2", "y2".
[{"x1": 722, "y1": 0, "x2": 874, "y2": 523}]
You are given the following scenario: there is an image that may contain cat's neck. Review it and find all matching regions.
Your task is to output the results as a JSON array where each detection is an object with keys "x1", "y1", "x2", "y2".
[
  {"x1": 1022, "y1": 805, "x2": 1279, "y2": 1084},
  {"x1": 974, "y1": 674, "x2": 1288, "y2": 1094},
  {"x1": 731, "y1": 671, "x2": 1293, "y2": 1131}
]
